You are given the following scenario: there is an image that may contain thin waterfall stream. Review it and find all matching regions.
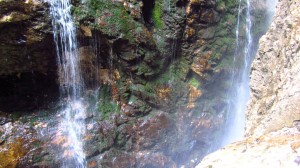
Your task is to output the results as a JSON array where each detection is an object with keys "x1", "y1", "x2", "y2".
[
  {"x1": 221, "y1": 0, "x2": 278, "y2": 146},
  {"x1": 221, "y1": 0, "x2": 252, "y2": 145},
  {"x1": 49, "y1": 0, "x2": 87, "y2": 167}
]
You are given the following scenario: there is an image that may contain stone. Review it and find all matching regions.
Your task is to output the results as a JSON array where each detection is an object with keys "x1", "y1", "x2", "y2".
[
  {"x1": 198, "y1": 128, "x2": 300, "y2": 168},
  {"x1": 134, "y1": 111, "x2": 174, "y2": 149},
  {"x1": 187, "y1": 85, "x2": 202, "y2": 109},
  {"x1": 0, "y1": 0, "x2": 54, "y2": 75},
  {"x1": 246, "y1": 0, "x2": 300, "y2": 137},
  {"x1": 191, "y1": 51, "x2": 212, "y2": 77},
  {"x1": 80, "y1": 25, "x2": 92, "y2": 37},
  {"x1": 136, "y1": 152, "x2": 176, "y2": 168},
  {"x1": 0, "y1": 0, "x2": 58, "y2": 111}
]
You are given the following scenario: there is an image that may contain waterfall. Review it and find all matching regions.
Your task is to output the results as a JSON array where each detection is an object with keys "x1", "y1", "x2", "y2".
[
  {"x1": 49, "y1": 0, "x2": 86, "y2": 167},
  {"x1": 221, "y1": 0, "x2": 277, "y2": 146},
  {"x1": 221, "y1": 0, "x2": 253, "y2": 146}
]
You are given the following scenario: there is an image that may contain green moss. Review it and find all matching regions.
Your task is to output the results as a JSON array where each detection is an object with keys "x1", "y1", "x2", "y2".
[
  {"x1": 189, "y1": 78, "x2": 200, "y2": 88},
  {"x1": 152, "y1": 0, "x2": 163, "y2": 29},
  {"x1": 137, "y1": 55, "x2": 189, "y2": 100},
  {"x1": 221, "y1": 0, "x2": 238, "y2": 9},
  {"x1": 147, "y1": 57, "x2": 188, "y2": 88},
  {"x1": 136, "y1": 63, "x2": 152, "y2": 76},
  {"x1": 99, "y1": 101, "x2": 120, "y2": 119},
  {"x1": 224, "y1": 13, "x2": 236, "y2": 26},
  {"x1": 216, "y1": 0, "x2": 226, "y2": 11},
  {"x1": 207, "y1": 36, "x2": 235, "y2": 65},
  {"x1": 73, "y1": 0, "x2": 142, "y2": 42},
  {"x1": 99, "y1": 138, "x2": 108, "y2": 150},
  {"x1": 128, "y1": 95, "x2": 137, "y2": 104},
  {"x1": 97, "y1": 84, "x2": 120, "y2": 119},
  {"x1": 130, "y1": 84, "x2": 156, "y2": 97}
]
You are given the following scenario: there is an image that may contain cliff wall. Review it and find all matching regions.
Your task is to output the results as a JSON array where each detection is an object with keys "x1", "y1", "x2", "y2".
[{"x1": 198, "y1": 0, "x2": 300, "y2": 167}]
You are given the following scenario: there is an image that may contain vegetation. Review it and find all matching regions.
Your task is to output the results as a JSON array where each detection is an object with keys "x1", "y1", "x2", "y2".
[
  {"x1": 73, "y1": 0, "x2": 142, "y2": 42},
  {"x1": 216, "y1": 0, "x2": 238, "y2": 9},
  {"x1": 97, "y1": 84, "x2": 120, "y2": 119},
  {"x1": 189, "y1": 77, "x2": 200, "y2": 88},
  {"x1": 152, "y1": 0, "x2": 163, "y2": 29}
]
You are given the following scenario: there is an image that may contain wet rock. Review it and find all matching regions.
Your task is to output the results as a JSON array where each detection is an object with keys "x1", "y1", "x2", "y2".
[
  {"x1": 84, "y1": 121, "x2": 116, "y2": 158},
  {"x1": 78, "y1": 46, "x2": 99, "y2": 86},
  {"x1": 88, "y1": 149, "x2": 136, "y2": 168},
  {"x1": 191, "y1": 51, "x2": 212, "y2": 77},
  {"x1": 0, "y1": 115, "x2": 55, "y2": 167},
  {"x1": 88, "y1": 149, "x2": 176, "y2": 168},
  {"x1": 133, "y1": 111, "x2": 175, "y2": 150},
  {"x1": 0, "y1": 112, "x2": 11, "y2": 125},
  {"x1": 199, "y1": 8, "x2": 220, "y2": 24},
  {"x1": 187, "y1": 85, "x2": 202, "y2": 109},
  {"x1": 121, "y1": 98, "x2": 151, "y2": 117},
  {"x1": 80, "y1": 25, "x2": 92, "y2": 37},
  {"x1": 136, "y1": 152, "x2": 176, "y2": 168}
]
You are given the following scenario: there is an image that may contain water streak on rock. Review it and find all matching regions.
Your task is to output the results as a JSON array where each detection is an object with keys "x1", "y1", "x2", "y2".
[
  {"x1": 49, "y1": 0, "x2": 86, "y2": 167},
  {"x1": 221, "y1": 0, "x2": 253, "y2": 145}
]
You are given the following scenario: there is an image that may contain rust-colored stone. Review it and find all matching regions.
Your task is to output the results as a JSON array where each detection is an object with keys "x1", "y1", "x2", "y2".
[
  {"x1": 191, "y1": 51, "x2": 212, "y2": 77},
  {"x1": 87, "y1": 160, "x2": 97, "y2": 168},
  {"x1": 156, "y1": 87, "x2": 172, "y2": 102},
  {"x1": 187, "y1": 85, "x2": 202, "y2": 109}
]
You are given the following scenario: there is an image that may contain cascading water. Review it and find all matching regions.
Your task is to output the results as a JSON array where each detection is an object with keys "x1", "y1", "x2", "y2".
[
  {"x1": 49, "y1": 0, "x2": 86, "y2": 167},
  {"x1": 221, "y1": 0, "x2": 278, "y2": 145},
  {"x1": 194, "y1": 0, "x2": 278, "y2": 167},
  {"x1": 220, "y1": 0, "x2": 252, "y2": 145}
]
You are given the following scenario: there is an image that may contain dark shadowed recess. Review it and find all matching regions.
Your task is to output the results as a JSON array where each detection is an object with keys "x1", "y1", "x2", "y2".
[
  {"x1": 0, "y1": 72, "x2": 59, "y2": 112},
  {"x1": 141, "y1": 0, "x2": 155, "y2": 25}
]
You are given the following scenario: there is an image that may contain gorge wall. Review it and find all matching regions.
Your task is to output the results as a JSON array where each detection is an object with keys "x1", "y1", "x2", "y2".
[
  {"x1": 198, "y1": 0, "x2": 300, "y2": 167},
  {"x1": 0, "y1": 0, "x2": 276, "y2": 167}
]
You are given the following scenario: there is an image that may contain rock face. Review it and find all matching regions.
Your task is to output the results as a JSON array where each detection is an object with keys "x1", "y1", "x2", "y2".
[
  {"x1": 198, "y1": 0, "x2": 300, "y2": 167},
  {"x1": 0, "y1": 0, "x2": 58, "y2": 111},
  {"x1": 0, "y1": 0, "x2": 53, "y2": 76},
  {"x1": 0, "y1": 0, "x2": 245, "y2": 167},
  {"x1": 199, "y1": 128, "x2": 300, "y2": 168},
  {"x1": 246, "y1": 0, "x2": 300, "y2": 137},
  {"x1": 0, "y1": 0, "x2": 281, "y2": 167}
]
